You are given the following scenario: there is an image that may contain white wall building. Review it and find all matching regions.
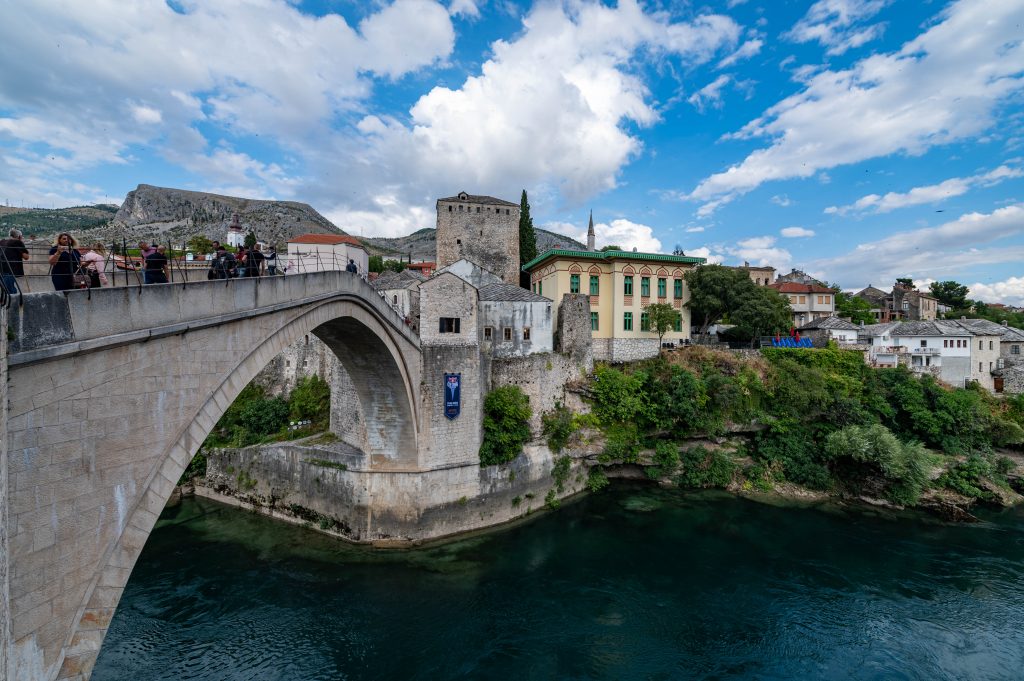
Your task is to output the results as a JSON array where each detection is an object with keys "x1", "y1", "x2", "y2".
[
  {"x1": 858, "y1": 320, "x2": 1000, "y2": 390},
  {"x1": 285, "y1": 234, "x2": 368, "y2": 275}
]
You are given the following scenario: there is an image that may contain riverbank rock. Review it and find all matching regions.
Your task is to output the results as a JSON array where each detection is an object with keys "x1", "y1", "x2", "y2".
[{"x1": 918, "y1": 488, "x2": 979, "y2": 523}]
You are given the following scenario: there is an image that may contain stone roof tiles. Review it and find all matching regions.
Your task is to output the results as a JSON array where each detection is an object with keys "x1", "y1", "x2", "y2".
[
  {"x1": 798, "y1": 316, "x2": 858, "y2": 331},
  {"x1": 478, "y1": 283, "x2": 551, "y2": 302},
  {"x1": 437, "y1": 192, "x2": 518, "y2": 207}
]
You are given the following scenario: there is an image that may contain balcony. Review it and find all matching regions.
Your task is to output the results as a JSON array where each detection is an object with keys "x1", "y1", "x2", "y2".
[{"x1": 910, "y1": 347, "x2": 941, "y2": 355}]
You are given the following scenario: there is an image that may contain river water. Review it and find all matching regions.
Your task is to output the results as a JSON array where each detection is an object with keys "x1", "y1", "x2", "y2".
[{"x1": 93, "y1": 485, "x2": 1024, "y2": 681}]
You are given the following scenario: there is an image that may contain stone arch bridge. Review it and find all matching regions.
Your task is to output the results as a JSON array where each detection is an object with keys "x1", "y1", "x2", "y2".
[{"x1": 1, "y1": 272, "x2": 431, "y2": 680}]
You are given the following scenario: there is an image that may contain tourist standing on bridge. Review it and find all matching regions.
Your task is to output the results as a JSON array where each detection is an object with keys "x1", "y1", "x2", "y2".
[
  {"x1": 210, "y1": 244, "x2": 236, "y2": 279},
  {"x1": 266, "y1": 246, "x2": 278, "y2": 275},
  {"x1": 137, "y1": 241, "x2": 156, "y2": 284},
  {"x1": 346, "y1": 258, "x2": 358, "y2": 274},
  {"x1": 80, "y1": 242, "x2": 109, "y2": 288},
  {"x1": 235, "y1": 246, "x2": 248, "y2": 277},
  {"x1": 0, "y1": 228, "x2": 29, "y2": 294},
  {"x1": 145, "y1": 245, "x2": 169, "y2": 284},
  {"x1": 48, "y1": 233, "x2": 83, "y2": 291},
  {"x1": 247, "y1": 244, "x2": 265, "y2": 277}
]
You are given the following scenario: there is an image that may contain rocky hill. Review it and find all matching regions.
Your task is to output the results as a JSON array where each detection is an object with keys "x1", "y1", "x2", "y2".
[
  {"x1": 0, "y1": 204, "x2": 119, "y2": 236},
  {"x1": 361, "y1": 226, "x2": 587, "y2": 260},
  {"x1": 100, "y1": 184, "x2": 343, "y2": 247}
]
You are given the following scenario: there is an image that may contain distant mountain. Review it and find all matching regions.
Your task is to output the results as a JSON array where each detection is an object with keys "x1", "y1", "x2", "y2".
[
  {"x1": 361, "y1": 227, "x2": 588, "y2": 261},
  {"x1": 0, "y1": 204, "x2": 118, "y2": 236}
]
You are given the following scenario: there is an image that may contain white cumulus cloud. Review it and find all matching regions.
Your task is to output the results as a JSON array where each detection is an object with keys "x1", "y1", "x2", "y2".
[
  {"x1": 825, "y1": 165, "x2": 1023, "y2": 215},
  {"x1": 969, "y1": 277, "x2": 1024, "y2": 306},
  {"x1": 689, "y1": 0, "x2": 1024, "y2": 215},
  {"x1": 780, "y1": 226, "x2": 815, "y2": 237},
  {"x1": 786, "y1": 0, "x2": 888, "y2": 56}
]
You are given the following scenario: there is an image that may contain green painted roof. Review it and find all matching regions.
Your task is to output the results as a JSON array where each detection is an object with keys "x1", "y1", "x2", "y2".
[{"x1": 522, "y1": 248, "x2": 706, "y2": 272}]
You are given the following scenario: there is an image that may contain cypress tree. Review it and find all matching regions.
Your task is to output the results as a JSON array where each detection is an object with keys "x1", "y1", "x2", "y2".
[{"x1": 518, "y1": 189, "x2": 537, "y2": 266}]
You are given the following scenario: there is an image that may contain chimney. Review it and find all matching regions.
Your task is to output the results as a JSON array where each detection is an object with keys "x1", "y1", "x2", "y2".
[
  {"x1": 1003, "y1": 320, "x2": 1009, "y2": 326},
  {"x1": 859, "y1": 321, "x2": 865, "y2": 327},
  {"x1": 961, "y1": 316, "x2": 966, "y2": 321}
]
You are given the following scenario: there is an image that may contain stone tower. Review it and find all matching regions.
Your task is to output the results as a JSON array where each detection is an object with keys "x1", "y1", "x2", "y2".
[
  {"x1": 587, "y1": 210, "x2": 595, "y2": 251},
  {"x1": 436, "y1": 191, "x2": 520, "y2": 284}
]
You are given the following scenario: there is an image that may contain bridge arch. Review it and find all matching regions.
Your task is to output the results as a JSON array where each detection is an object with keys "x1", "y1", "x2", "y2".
[{"x1": 4, "y1": 275, "x2": 422, "y2": 680}]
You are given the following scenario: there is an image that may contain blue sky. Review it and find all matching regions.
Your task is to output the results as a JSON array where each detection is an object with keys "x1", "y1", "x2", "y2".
[{"x1": 2, "y1": 0, "x2": 1023, "y2": 301}]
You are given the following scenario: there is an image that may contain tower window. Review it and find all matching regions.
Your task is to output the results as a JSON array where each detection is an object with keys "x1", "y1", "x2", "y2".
[
  {"x1": 523, "y1": 327, "x2": 531, "y2": 341},
  {"x1": 476, "y1": 207, "x2": 480, "y2": 213},
  {"x1": 503, "y1": 327, "x2": 512, "y2": 341},
  {"x1": 506, "y1": 209, "x2": 510, "y2": 215},
  {"x1": 484, "y1": 326, "x2": 493, "y2": 340},
  {"x1": 439, "y1": 317, "x2": 461, "y2": 333},
  {"x1": 457, "y1": 239, "x2": 461, "y2": 245},
  {"x1": 448, "y1": 205, "x2": 452, "y2": 212}
]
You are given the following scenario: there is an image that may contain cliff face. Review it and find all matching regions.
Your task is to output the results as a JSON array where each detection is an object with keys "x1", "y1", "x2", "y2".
[{"x1": 103, "y1": 184, "x2": 344, "y2": 246}]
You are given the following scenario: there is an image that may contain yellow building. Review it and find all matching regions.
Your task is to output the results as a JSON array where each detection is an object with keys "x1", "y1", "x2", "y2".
[{"x1": 524, "y1": 249, "x2": 706, "y2": 361}]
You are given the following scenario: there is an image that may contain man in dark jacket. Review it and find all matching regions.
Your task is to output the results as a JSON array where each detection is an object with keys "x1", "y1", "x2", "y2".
[{"x1": 0, "y1": 228, "x2": 29, "y2": 294}]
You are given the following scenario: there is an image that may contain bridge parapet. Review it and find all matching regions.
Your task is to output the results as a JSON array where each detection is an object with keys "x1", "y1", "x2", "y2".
[{"x1": 8, "y1": 271, "x2": 418, "y2": 362}]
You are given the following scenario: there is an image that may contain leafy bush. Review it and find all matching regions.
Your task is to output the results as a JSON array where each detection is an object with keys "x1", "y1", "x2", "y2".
[
  {"x1": 239, "y1": 397, "x2": 290, "y2": 439},
  {"x1": 552, "y1": 455, "x2": 572, "y2": 492},
  {"x1": 823, "y1": 424, "x2": 930, "y2": 506},
  {"x1": 586, "y1": 467, "x2": 610, "y2": 492},
  {"x1": 590, "y1": 365, "x2": 651, "y2": 424},
  {"x1": 676, "y1": 446, "x2": 736, "y2": 488},
  {"x1": 646, "y1": 441, "x2": 680, "y2": 479},
  {"x1": 479, "y1": 386, "x2": 532, "y2": 466},
  {"x1": 937, "y1": 454, "x2": 993, "y2": 500},
  {"x1": 599, "y1": 422, "x2": 641, "y2": 463},
  {"x1": 753, "y1": 422, "x2": 831, "y2": 490},
  {"x1": 542, "y1": 403, "x2": 575, "y2": 453},
  {"x1": 289, "y1": 375, "x2": 331, "y2": 425}
]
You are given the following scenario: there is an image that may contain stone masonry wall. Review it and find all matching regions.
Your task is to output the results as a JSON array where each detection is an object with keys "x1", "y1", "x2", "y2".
[
  {"x1": 200, "y1": 439, "x2": 586, "y2": 544},
  {"x1": 436, "y1": 198, "x2": 520, "y2": 285},
  {"x1": 491, "y1": 353, "x2": 590, "y2": 434},
  {"x1": 254, "y1": 334, "x2": 334, "y2": 397},
  {"x1": 557, "y1": 293, "x2": 594, "y2": 371},
  {"x1": 419, "y1": 272, "x2": 479, "y2": 347},
  {"x1": 418, "y1": 345, "x2": 482, "y2": 469},
  {"x1": 593, "y1": 337, "x2": 660, "y2": 363}
]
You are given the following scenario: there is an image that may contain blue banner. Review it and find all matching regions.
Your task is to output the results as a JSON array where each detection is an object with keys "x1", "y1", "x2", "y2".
[{"x1": 444, "y1": 373, "x2": 461, "y2": 420}]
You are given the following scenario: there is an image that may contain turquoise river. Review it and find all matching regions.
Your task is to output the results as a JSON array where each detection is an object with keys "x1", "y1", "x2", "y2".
[{"x1": 93, "y1": 485, "x2": 1024, "y2": 680}]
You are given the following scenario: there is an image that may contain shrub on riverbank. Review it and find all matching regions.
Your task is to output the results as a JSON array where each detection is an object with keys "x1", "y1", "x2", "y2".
[
  {"x1": 479, "y1": 386, "x2": 532, "y2": 466},
  {"x1": 580, "y1": 346, "x2": 1024, "y2": 504},
  {"x1": 204, "y1": 380, "x2": 328, "y2": 449}
]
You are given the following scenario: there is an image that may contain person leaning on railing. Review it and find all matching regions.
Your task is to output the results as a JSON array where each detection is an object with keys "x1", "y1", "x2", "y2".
[
  {"x1": 80, "y1": 242, "x2": 109, "y2": 288},
  {"x1": 0, "y1": 228, "x2": 30, "y2": 294}
]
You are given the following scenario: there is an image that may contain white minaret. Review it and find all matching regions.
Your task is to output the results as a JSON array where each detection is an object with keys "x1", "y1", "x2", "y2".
[
  {"x1": 226, "y1": 212, "x2": 245, "y2": 247},
  {"x1": 587, "y1": 210, "x2": 595, "y2": 251}
]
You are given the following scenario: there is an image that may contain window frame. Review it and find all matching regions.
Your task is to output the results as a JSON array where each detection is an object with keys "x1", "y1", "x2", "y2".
[
  {"x1": 623, "y1": 311, "x2": 633, "y2": 331},
  {"x1": 641, "y1": 277, "x2": 650, "y2": 297},
  {"x1": 570, "y1": 273, "x2": 580, "y2": 294},
  {"x1": 623, "y1": 275, "x2": 633, "y2": 296},
  {"x1": 589, "y1": 275, "x2": 600, "y2": 296},
  {"x1": 657, "y1": 278, "x2": 666, "y2": 298}
]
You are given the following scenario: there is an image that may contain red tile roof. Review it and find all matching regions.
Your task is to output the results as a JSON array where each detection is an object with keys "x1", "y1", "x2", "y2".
[
  {"x1": 406, "y1": 261, "x2": 435, "y2": 270},
  {"x1": 288, "y1": 233, "x2": 363, "y2": 247},
  {"x1": 769, "y1": 282, "x2": 835, "y2": 294}
]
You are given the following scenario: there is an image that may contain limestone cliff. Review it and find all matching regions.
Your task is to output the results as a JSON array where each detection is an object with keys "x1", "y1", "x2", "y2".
[{"x1": 103, "y1": 184, "x2": 344, "y2": 246}]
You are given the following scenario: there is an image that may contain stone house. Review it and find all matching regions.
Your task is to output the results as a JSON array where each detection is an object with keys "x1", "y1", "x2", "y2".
[
  {"x1": 857, "y1": 320, "x2": 1000, "y2": 391},
  {"x1": 285, "y1": 233, "x2": 368, "y2": 275},
  {"x1": 855, "y1": 283, "x2": 938, "y2": 322},
  {"x1": 955, "y1": 318, "x2": 1024, "y2": 369},
  {"x1": 730, "y1": 261, "x2": 776, "y2": 286},
  {"x1": 768, "y1": 282, "x2": 836, "y2": 326},
  {"x1": 371, "y1": 268, "x2": 425, "y2": 329},
  {"x1": 523, "y1": 248, "x2": 705, "y2": 362},
  {"x1": 422, "y1": 259, "x2": 553, "y2": 359},
  {"x1": 797, "y1": 316, "x2": 859, "y2": 344},
  {"x1": 436, "y1": 192, "x2": 520, "y2": 284},
  {"x1": 775, "y1": 268, "x2": 825, "y2": 286}
]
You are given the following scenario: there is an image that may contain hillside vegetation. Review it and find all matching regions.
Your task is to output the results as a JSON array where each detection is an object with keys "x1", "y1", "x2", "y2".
[{"x1": 546, "y1": 346, "x2": 1024, "y2": 512}]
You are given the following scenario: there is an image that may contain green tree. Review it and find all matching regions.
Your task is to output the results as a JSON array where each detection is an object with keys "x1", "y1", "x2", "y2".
[
  {"x1": 599, "y1": 244, "x2": 622, "y2": 252},
  {"x1": 382, "y1": 258, "x2": 406, "y2": 272},
  {"x1": 368, "y1": 255, "x2": 384, "y2": 273},
  {"x1": 188, "y1": 235, "x2": 214, "y2": 253},
  {"x1": 244, "y1": 231, "x2": 257, "y2": 248},
  {"x1": 895, "y1": 277, "x2": 915, "y2": 289},
  {"x1": 833, "y1": 288, "x2": 876, "y2": 324},
  {"x1": 518, "y1": 190, "x2": 537, "y2": 266},
  {"x1": 730, "y1": 286, "x2": 793, "y2": 347},
  {"x1": 929, "y1": 280, "x2": 970, "y2": 309},
  {"x1": 645, "y1": 302, "x2": 682, "y2": 346},
  {"x1": 684, "y1": 264, "x2": 753, "y2": 336}
]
